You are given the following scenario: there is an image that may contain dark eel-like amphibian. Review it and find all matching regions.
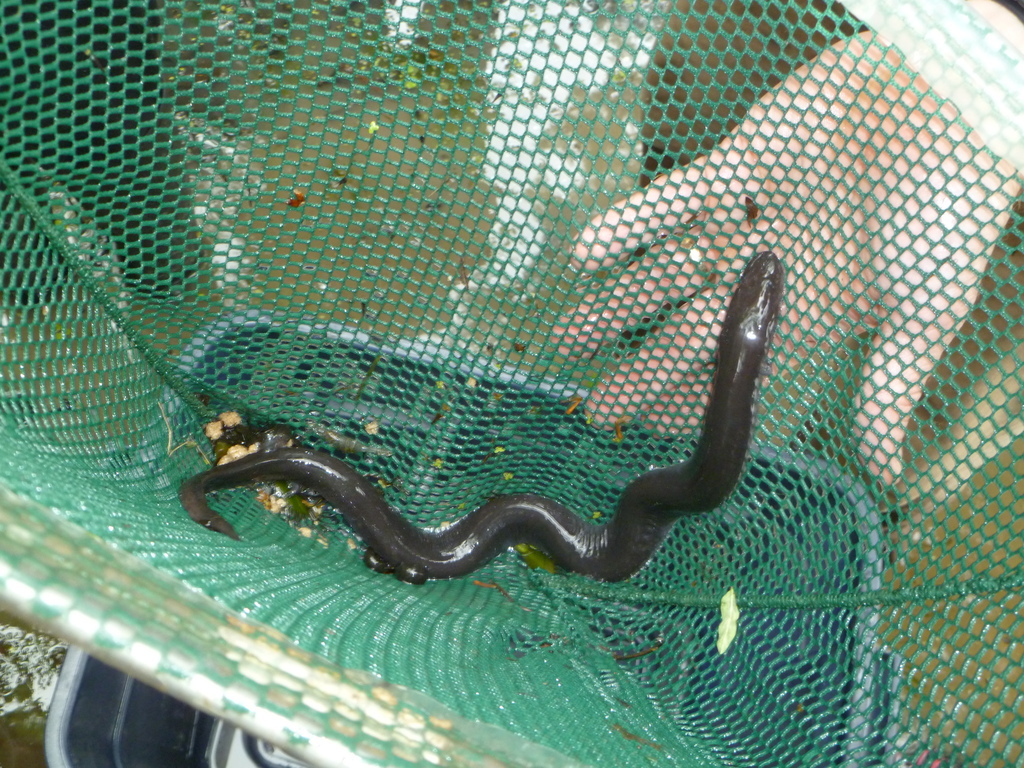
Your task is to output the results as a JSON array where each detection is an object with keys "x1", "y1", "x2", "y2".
[{"x1": 180, "y1": 251, "x2": 785, "y2": 584}]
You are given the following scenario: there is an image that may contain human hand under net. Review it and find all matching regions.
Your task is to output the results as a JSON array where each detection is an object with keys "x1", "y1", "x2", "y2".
[{"x1": 555, "y1": 30, "x2": 1021, "y2": 485}]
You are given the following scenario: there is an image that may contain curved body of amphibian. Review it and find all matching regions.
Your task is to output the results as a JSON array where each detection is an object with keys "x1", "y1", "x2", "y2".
[{"x1": 180, "y1": 251, "x2": 785, "y2": 584}]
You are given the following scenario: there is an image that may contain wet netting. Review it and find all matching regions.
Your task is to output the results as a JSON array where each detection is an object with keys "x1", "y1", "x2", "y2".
[{"x1": 1, "y1": 0, "x2": 1024, "y2": 765}]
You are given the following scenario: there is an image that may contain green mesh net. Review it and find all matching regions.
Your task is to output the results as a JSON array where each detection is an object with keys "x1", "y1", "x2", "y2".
[{"x1": 2, "y1": 0, "x2": 1024, "y2": 765}]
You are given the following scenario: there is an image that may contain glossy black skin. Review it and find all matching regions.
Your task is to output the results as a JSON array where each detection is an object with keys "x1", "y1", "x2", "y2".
[{"x1": 180, "y1": 251, "x2": 785, "y2": 584}]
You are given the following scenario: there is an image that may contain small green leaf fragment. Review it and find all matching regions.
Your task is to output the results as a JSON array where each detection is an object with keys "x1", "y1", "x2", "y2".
[
  {"x1": 717, "y1": 587, "x2": 739, "y2": 654},
  {"x1": 514, "y1": 544, "x2": 557, "y2": 573},
  {"x1": 286, "y1": 494, "x2": 312, "y2": 520}
]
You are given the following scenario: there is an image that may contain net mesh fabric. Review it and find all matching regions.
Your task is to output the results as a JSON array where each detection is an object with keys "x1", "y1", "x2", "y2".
[{"x1": 1, "y1": 0, "x2": 1023, "y2": 765}]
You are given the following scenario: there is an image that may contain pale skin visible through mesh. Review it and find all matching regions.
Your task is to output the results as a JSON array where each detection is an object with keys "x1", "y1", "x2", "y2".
[{"x1": 555, "y1": 30, "x2": 1022, "y2": 485}]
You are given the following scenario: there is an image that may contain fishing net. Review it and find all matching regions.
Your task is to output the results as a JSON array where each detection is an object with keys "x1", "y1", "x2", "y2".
[{"x1": 1, "y1": 0, "x2": 1023, "y2": 765}]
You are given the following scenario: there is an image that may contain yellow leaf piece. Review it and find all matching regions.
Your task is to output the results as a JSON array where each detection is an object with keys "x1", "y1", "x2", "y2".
[
  {"x1": 435, "y1": 381, "x2": 445, "y2": 389},
  {"x1": 493, "y1": 446, "x2": 505, "y2": 454},
  {"x1": 432, "y1": 458, "x2": 443, "y2": 469},
  {"x1": 717, "y1": 588, "x2": 739, "y2": 655},
  {"x1": 367, "y1": 120, "x2": 380, "y2": 135},
  {"x1": 513, "y1": 544, "x2": 557, "y2": 573},
  {"x1": 502, "y1": 472, "x2": 514, "y2": 480}
]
